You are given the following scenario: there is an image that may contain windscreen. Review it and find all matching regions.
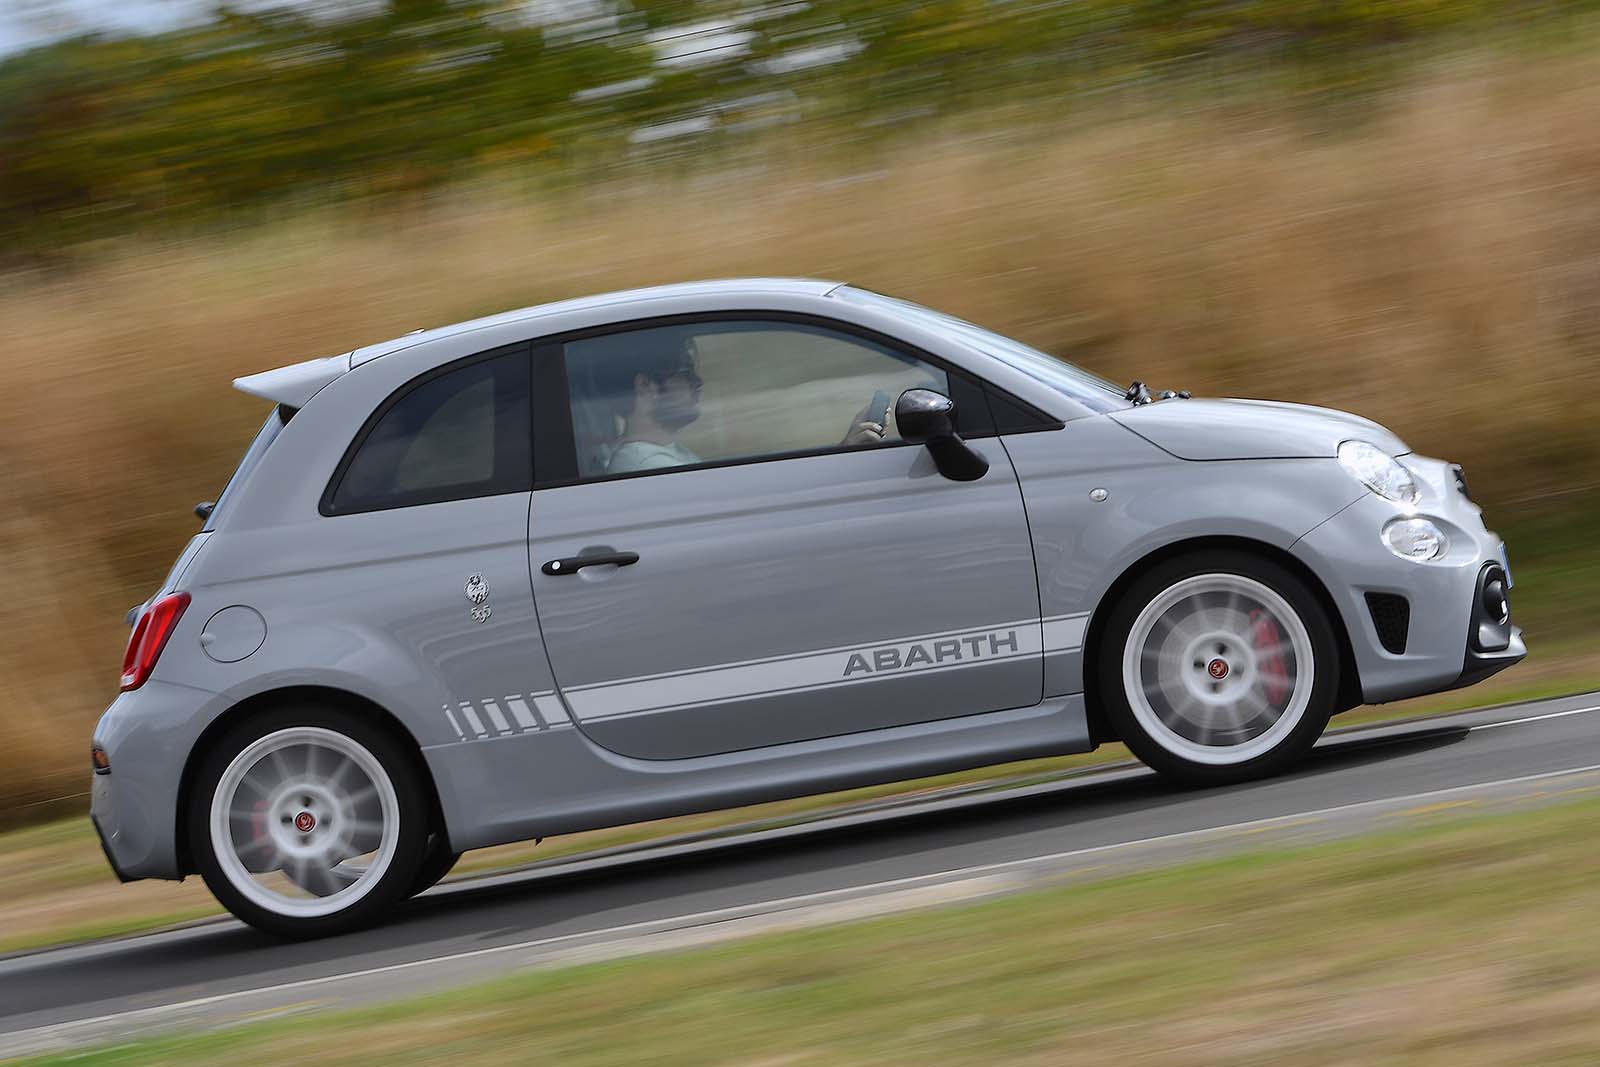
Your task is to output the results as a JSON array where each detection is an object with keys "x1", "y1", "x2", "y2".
[{"x1": 834, "y1": 286, "x2": 1127, "y2": 414}]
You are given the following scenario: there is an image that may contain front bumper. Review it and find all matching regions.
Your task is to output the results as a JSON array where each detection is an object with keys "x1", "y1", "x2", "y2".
[
  {"x1": 1455, "y1": 628, "x2": 1527, "y2": 691},
  {"x1": 1291, "y1": 455, "x2": 1526, "y2": 705},
  {"x1": 1452, "y1": 557, "x2": 1525, "y2": 689}
]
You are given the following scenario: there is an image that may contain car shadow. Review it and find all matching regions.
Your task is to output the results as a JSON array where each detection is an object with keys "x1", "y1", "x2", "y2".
[
  {"x1": 397, "y1": 721, "x2": 1474, "y2": 921},
  {"x1": 1304, "y1": 723, "x2": 1472, "y2": 774}
]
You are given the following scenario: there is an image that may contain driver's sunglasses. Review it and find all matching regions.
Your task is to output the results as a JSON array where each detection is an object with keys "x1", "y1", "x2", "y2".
[{"x1": 662, "y1": 363, "x2": 702, "y2": 389}]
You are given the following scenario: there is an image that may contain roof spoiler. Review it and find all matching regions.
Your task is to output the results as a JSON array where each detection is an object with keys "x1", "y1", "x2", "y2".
[{"x1": 233, "y1": 353, "x2": 351, "y2": 408}]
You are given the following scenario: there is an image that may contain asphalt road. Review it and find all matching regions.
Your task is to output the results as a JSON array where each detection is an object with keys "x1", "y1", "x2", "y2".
[{"x1": 3, "y1": 691, "x2": 1600, "y2": 1056}]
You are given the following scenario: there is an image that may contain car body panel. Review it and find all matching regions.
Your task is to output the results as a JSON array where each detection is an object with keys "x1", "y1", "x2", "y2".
[
  {"x1": 182, "y1": 491, "x2": 542, "y2": 747},
  {"x1": 1111, "y1": 398, "x2": 1409, "y2": 460},
  {"x1": 997, "y1": 419, "x2": 1373, "y2": 697},
  {"x1": 529, "y1": 439, "x2": 1044, "y2": 760}
]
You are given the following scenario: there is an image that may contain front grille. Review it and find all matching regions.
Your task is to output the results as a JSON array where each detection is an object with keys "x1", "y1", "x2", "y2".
[
  {"x1": 1366, "y1": 592, "x2": 1411, "y2": 654},
  {"x1": 1450, "y1": 463, "x2": 1473, "y2": 503}
]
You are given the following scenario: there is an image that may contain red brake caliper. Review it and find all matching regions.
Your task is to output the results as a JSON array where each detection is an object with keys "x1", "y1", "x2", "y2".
[
  {"x1": 1250, "y1": 609, "x2": 1291, "y2": 706},
  {"x1": 250, "y1": 799, "x2": 271, "y2": 853}
]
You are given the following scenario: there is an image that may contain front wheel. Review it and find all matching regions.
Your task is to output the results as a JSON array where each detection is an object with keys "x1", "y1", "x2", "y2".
[
  {"x1": 188, "y1": 706, "x2": 430, "y2": 939},
  {"x1": 1097, "y1": 551, "x2": 1340, "y2": 786}
]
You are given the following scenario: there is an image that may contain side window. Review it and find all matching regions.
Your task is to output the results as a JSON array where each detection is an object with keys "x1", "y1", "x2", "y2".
[
  {"x1": 327, "y1": 348, "x2": 530, "y2": 513},
  {"x1": 564, "y1": 320, "x2": 949, "y2": 478}
]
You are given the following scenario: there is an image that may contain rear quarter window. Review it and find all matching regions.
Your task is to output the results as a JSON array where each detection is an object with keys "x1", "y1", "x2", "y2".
[{"x1": 324, "y1": 346, "x2": 531, "y2": 514}]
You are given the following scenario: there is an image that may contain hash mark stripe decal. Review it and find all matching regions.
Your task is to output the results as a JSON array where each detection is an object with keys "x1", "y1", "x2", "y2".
[
  {"x1": 482, "y1": 699, "x2": 513, "y2": 735},
  {"x1": 504, "y1": 696, "x2": 539, "y2": 731},
  {"x1": 441, "y1": 706, "x2": 466, "y2": 740},
  {"x1": 459, "y1": 704, "x2": 488, "y2": 738},
  {"x1": 533, "y1": 694, "x2": 572, "y2": 725}
]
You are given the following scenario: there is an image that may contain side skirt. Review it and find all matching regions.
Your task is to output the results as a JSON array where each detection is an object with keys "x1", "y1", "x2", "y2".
[{"x1": 424, "y1": 694, "x2": 1092, "y2": 853}]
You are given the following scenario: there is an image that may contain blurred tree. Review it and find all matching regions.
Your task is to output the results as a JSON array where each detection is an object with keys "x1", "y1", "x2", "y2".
[{"x1": 0, "y1": 0, "x2": 1553, "y2": 254}]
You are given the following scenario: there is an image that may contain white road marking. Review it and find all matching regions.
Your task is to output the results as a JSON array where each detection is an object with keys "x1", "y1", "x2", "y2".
[
  {"x1": 1465, "y1": 704, "x2": 1600, "y2": 733},
  {"x1": 9, "y1": 755, "x2": 1600, "y2": 1048}
]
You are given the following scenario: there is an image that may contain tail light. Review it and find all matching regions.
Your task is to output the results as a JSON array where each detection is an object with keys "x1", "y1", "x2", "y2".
[{"x1": 120, "y1": 592, "x2": 191, "y2": 692}]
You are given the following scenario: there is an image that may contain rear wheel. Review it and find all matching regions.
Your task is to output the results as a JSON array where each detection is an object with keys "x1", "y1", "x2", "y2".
[
  {"x1": 1097, "y1": 550, "x2": 1339, "y2": 786},
  {"x1": 189, "y1": 705, "x2": 429, "y2": 938}
]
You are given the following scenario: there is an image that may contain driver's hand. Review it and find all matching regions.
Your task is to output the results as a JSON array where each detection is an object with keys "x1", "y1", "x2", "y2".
[
  {"x1": 841, "y1": 419, "x2": 886, "y2": 447},
  {"x1": 841, "y1": 401, "x2": 887, "y2": 447}
]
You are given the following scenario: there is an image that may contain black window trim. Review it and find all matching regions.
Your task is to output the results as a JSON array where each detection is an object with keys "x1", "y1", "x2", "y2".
[
  {"x1": 320, "y1": 341, "x2": 534, "y2": 517},
  {"x1": 524, "y1": 309, "x2": 1061, "y2": 490}
]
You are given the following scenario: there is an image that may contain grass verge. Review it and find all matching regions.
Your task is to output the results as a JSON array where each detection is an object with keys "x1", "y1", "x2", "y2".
[{"x1": 18, "y1": 794, "x2": 1600, "y2": 1065}]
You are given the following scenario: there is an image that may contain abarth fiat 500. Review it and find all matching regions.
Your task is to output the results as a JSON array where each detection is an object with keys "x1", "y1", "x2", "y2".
[{"x1": 91, "y1": 279, "x2": 1524, "y2": 936}]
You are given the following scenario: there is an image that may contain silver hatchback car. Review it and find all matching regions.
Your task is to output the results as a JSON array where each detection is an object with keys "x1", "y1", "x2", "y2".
[{"x1": 92, "y1": 279, "x2": 1524, "y2": 937}]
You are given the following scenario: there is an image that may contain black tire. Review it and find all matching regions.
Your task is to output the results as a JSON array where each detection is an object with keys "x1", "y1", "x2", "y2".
[
  {"x1": 1096, "y1": 549, "x2": 1340, "y2": 787},
  {"x1": 409, "y1": 833, "x2": 461, "y2": 897},
  {"x1": 188, "y1": 704, "x2": 430, "y2": 939}
]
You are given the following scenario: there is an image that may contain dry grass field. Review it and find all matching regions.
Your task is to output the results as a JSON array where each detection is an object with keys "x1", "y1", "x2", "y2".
[{"x1": 4, "y1": 45, "x2": 1599, "y2": 816}]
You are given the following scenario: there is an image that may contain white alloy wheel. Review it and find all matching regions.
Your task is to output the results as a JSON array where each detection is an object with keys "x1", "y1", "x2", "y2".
[
  {"x1": 208, "y1": 726, "x2": 401, "y2": 919},
  {"x1": 1120, "y1": 572, "x2": 1315, "y2": 766}
]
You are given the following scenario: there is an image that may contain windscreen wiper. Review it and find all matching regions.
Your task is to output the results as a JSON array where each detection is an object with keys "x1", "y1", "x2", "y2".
[{"x1": 1125, "y1": 380, "x2": 1191, "y2": 405}]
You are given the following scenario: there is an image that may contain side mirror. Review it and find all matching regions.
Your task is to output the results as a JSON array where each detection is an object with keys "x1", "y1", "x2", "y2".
[
  {"x1": 894, "y1": 389, "x2": 988, "y2": 482},
  {"x1": 194, "y1": 501, "x2": 215, "y2": 521}
]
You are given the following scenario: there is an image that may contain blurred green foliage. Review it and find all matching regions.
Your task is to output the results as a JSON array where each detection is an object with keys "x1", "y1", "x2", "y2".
[{"x1": 0, "y1": 0, "x2": 1587, "y2": 255}]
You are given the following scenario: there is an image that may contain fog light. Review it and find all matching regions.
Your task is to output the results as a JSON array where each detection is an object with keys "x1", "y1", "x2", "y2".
[
  {"x1": 1383, "y1": 518, "x2": 1447, "y2": 561},
  {"x1": 1473, "y1": 563, "x2": 1513, "y2": 653},
  {"x1": 91, "y1": 745, "x2": 111, "y2": 775},
  {"x1": 1482, "y1": 575, "x2": 1510, "y2": 625}
]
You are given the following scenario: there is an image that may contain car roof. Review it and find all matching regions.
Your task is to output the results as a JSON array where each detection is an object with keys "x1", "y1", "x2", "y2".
[
  {"x1": 349, "y1": 277, "x2": 842, "y2": 367},
  {"x1": 235, "y1": 278, "x2": 841, "y2": 407}
]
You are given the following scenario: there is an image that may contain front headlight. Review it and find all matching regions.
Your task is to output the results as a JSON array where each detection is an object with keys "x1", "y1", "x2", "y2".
[{"x1": 1337, "y1": 440, "x2": 1419, "y2": 506}]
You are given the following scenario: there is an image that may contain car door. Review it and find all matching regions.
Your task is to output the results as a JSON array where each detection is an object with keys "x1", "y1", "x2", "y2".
[{"x1": 526, "y1": 316, "x2": 1044, "y2": 761}]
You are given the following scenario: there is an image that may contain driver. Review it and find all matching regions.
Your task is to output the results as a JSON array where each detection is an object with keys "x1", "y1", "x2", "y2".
[{"x1": 602, "y1": 336, "x2": 891, "y2": 475}]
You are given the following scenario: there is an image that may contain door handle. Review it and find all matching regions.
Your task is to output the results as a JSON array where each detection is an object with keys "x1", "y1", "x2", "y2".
[{"x1": 542, "y1": 551, "x2": 640, "y2": 576}]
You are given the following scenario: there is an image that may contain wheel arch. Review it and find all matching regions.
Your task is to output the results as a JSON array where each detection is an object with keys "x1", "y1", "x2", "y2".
[
  {"x1": 174, "y1": 685, "x2": 447, "y2": 876},
  {"x1": 1080, "y1": 535, "x2": 1363, "y2": 746}
]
